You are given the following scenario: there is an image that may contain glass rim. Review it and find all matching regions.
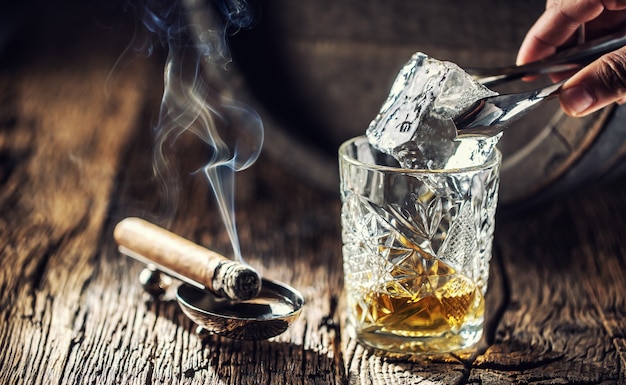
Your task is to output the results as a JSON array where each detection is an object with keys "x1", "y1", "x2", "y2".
[{"x1": 339, "y1": 135, "x2": 502, "y2": 174}]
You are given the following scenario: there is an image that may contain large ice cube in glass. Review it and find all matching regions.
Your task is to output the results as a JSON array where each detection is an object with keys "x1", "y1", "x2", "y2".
[{"x1": 366, "y1": 52, "x2": 500, "y2": 170}]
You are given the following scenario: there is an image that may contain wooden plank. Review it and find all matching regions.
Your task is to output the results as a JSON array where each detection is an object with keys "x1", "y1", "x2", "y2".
[
  {"x1": 470, "y1": 179, "x2": 626, "y2": 383},
  {"x1": 0, "y1": 49, "x2": 149, "y2": 385}
]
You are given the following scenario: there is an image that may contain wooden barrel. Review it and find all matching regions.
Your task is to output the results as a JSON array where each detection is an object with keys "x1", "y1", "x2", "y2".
[{"x1": 228, "y1": 0, "x2": 626, "y2": 210}]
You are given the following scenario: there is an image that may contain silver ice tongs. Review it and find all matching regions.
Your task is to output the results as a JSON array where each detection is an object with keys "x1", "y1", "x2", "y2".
[
  {"x1": 466, "y1": 29, "x2": 626, "y2": 87},
  {"x1": 454, "y1": 30, "x2": 626, "y2": 134}
]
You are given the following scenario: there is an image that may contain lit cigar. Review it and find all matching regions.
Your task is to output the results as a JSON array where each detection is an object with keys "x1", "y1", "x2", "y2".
[{"x1": 114, "y1": 217, "x2": 262, "y2": 301}]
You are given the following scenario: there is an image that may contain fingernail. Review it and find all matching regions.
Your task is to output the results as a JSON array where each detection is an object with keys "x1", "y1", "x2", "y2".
[{"x1": 561, "y1": 84, "x2": 594, "y2": 116}]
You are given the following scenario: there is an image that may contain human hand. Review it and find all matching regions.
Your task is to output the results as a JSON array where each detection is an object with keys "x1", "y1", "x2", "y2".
[{"x1": 517, "y1": 0, "x2": 626, "y2": 117}]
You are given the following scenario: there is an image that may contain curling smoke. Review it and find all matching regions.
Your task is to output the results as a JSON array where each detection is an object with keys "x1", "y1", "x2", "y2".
[{"x1": 132, "y1": 0, "x2": 262, "y2": 262}]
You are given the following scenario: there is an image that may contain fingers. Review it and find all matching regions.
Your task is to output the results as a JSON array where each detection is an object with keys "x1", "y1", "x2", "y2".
[
  {"x1": 560, "y1": 47, "x2": 626, "y2": 116},
  {"x1": 517, "y1": 0, "x2": 626, "y2": 116},
  {"x1": 517, "y1": 0, "x2": 606, "y2": 66}
]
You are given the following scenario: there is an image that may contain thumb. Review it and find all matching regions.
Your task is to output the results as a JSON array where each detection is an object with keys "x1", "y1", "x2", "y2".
[{"x1": 560, "y1": 48, "x2": 626, "y2": 117}]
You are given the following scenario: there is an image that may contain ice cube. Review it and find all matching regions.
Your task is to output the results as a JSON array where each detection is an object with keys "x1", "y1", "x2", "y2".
[{"x1": 366, "y1": 52, "x2": 500, "y2": 170}]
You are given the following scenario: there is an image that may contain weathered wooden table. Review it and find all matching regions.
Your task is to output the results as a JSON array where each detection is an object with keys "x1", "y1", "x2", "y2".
[{"x1": 1, "y1": 3, "x2": 625, "y2": 384}]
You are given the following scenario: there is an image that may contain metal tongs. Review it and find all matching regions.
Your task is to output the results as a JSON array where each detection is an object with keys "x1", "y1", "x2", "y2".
[
  {"x1": 454, "y1": 30, "x2": 626, "y2": 134},
  {"x1": 466, "y1": 29, "x2": 626, "y2": 87},
  {"x1": 454, "y1": 80, "x2": 565, "y2": 134}
]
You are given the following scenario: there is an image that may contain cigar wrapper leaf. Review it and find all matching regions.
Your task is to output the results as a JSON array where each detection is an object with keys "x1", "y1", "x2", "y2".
[{"x1": 114, "y1": 217, "x2": 262, "y2": 301}]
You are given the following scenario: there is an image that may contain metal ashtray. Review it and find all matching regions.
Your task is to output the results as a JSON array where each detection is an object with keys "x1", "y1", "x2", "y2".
[
  {"x1": 114, "y1": 217, "x2": 304, "y2": 340},
  {"x1": 177, "y1": 279, "x2": 304, "y2": 340}
]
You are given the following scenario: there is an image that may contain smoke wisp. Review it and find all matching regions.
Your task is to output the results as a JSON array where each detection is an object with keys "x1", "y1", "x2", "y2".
[{"x1": 130, "y1": 0, "x2": 262, "y2": 262}]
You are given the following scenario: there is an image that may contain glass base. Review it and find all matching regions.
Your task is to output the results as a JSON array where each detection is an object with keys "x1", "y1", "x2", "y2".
[{"x1": 351, "y1": 322, "x2": 484, "y2": 355}]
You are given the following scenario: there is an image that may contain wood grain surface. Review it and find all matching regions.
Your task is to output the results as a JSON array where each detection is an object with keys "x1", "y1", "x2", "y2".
[{"x1": 0, "y1": 2, "x2": 625, "y2": 384}]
